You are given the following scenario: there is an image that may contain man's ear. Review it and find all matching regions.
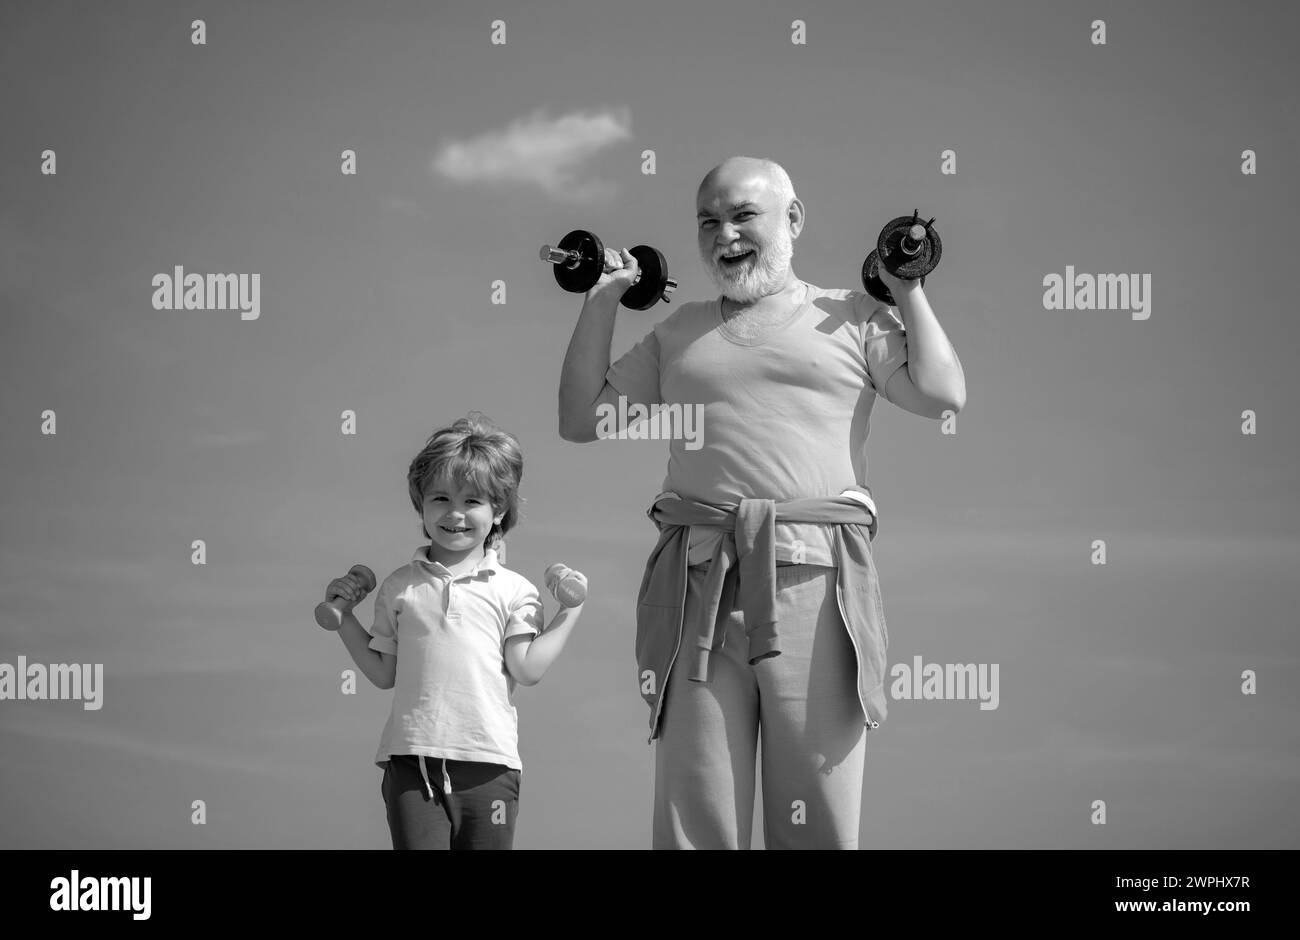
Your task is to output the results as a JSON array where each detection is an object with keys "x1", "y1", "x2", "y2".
[{"x1": 788, "y1": 197, "x2": 805, "y2": 239}]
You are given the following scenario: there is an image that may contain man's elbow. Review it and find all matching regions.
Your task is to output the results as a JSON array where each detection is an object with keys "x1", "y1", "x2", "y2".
[
  {"x1": 511, "y1": 667, "x2": 540, "y2": 687},
  {"x1": 927, "y1": 382, "x2": 965, "y2": 418},
  {"x1": 918, "y1": 394, "x2": 963, "y2": 420}
]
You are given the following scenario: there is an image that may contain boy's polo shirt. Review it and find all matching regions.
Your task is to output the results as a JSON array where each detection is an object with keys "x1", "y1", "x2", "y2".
[
  {"x1": 369, "y1": 546, "x2": 544, "y2": 770},
  {"x1": 605, "y1": 284, "x2": 908, "y2": 566}
]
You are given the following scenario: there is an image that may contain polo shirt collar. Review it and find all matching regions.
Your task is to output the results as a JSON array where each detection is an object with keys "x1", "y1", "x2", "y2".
[{"x1": 411, "y1": 545, "x2": 502, "y2": 579}]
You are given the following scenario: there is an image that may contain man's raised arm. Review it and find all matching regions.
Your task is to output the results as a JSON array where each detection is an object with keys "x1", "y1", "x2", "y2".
[{"x1": 558, "y1": 249, "x2": 639, "y2": 442}]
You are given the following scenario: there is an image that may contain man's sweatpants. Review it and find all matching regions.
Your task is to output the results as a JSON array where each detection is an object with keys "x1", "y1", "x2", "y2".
[{"x1": 653, "y1": 563, "x2": 868, "y2": 849}]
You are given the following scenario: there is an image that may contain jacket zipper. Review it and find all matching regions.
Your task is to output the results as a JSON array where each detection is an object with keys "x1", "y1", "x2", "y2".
[{"x1": 835, "y1": 574, "x2": 880, "y2": 730}]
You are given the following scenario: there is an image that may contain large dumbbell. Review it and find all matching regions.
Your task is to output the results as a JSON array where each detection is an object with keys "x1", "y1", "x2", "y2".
[
  {"x1": 539, "y1": 229, "x2": 677, "y2": 310},
  {"x1": 314, "y1": 564, "x2": 377, "y2": 631},
  {"x1": 861, "y1": 210, "x2": 942, "y2": 306}
]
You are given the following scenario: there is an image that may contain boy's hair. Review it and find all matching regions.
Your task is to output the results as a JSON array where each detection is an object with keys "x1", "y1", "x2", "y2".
[{"x1": 407, "y1": 413, "x2": 524, "y2": 549}]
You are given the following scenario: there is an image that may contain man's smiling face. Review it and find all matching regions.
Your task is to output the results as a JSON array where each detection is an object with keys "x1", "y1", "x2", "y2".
[{"x1": 696, "y1": 161, "x2": 801, "y2": 304}]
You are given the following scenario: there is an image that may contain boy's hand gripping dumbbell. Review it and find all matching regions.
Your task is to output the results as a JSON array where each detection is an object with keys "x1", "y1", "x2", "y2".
[
  {"x1": 544, "y1": 563, "x2": 588, "y2": 608},
  {"x1": 316, "y1": 564, "x2": 377, "y2": 630}
]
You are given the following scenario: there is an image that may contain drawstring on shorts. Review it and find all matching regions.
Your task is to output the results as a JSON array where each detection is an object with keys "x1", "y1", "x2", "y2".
[{"x1": 416, "y1": 756, "x2": 453, "y2": 799}]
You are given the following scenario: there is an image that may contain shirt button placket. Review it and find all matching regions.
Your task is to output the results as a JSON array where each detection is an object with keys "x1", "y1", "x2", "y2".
[{"x1": 445, "y1": 575, "x2": 459, "y2": 622}]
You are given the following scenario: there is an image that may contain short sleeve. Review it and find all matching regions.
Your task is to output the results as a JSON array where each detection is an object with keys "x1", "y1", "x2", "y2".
[
  {"x1": 604, "y1": 328, "x2": 663, "y2": 405},
  {"x1": 504, "y1": 581, "x2": 544, "y2": 641},
  {"x1": 367, "y1": 580, "x2": 399, "y2": 655},
  {"x1": 862, "y1": 301, "x2": 908, "y2": 403}
]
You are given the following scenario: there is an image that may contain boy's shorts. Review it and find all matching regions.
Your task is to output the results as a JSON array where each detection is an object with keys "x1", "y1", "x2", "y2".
[{"x1": 381, "y1": 755, "x2": 521, "y2": 850}]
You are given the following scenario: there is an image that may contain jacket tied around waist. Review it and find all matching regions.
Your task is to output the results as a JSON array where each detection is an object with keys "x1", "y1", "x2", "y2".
[{"x1": 633, "y1": 486, "x2": 891, "y2": 743}]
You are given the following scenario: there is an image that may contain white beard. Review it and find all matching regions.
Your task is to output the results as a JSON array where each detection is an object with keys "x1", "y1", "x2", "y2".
[{"x1": 701, "y1": 224, "x2": 795, "y2": 304}]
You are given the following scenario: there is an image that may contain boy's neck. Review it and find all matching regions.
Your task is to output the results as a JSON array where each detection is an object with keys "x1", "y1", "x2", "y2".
[{"x1": 426, "y1": 543, "x2": 489, "y2": 577}]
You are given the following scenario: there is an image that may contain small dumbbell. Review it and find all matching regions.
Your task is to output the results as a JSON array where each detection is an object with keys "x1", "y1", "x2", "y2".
[
  {"x1": 544, "y1": 562, "x2": 588, "y2": 608},
  {"x1": 539, "y1": 229, "x2": 677, "y2": 310},
  {"x1": 861, "y1": 210, "x2": 943, "y2": 306},
  {"x1": 314, "y1": 564, "x2": 377, "y2": 631}
]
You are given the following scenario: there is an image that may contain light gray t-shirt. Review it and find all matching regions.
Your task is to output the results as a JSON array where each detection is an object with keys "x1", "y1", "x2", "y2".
[{"x1": 605, "y1": 284, "x2": 908, "y2": 565}]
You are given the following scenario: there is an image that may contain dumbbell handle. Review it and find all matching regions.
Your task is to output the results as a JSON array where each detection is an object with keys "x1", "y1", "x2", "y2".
[
  {"x1": 314, "y1": 564, "x2": 377, "y2": 631},
  {"x1": 897, "y1": 214, "x2": 937, "y2": 257},
  {"x1": 540, "y1": 245, "x2": 581, "y2": 265},
  {"x1": 539, "y1": 244, "x2": 678, "y2": 296}
]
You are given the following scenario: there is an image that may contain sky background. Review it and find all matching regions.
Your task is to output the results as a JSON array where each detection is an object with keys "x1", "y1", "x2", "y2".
[{"x1": 1, "y1": 0, "x2": 1297, "y2": 849}]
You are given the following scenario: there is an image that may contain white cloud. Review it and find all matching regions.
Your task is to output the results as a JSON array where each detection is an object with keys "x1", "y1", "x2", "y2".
[{"x1": 432, "y1": 107, "x2": 632, "y2": 202}]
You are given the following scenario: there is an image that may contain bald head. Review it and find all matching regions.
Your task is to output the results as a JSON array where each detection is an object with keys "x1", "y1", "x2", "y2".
[{"x1": 697, "y1": 157, "x2": 796, "y2": 212}]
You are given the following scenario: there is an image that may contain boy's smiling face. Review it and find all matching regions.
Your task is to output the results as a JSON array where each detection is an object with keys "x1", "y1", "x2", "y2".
[{"x1": 422, "y1": 474, "x2": 503, "y2": 559}]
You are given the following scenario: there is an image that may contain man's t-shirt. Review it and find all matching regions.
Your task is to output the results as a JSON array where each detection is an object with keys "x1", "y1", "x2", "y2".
[{"x1": 604, "y1": 283, "x2": 908, "y2": 566}]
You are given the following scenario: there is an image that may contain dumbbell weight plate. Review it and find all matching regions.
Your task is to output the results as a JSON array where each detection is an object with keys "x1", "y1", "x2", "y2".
[
  {"x1": 619, "y1": 245, "x2": 669, "y2": 310},
  {"x1": 862, "y1": 249, "x2": 925, "y2": 307},
  {"x1": 552, "y1": 229, "x2": 606, "y2": 293},
  {"x1": 876, "y1": 214, "x2": 942, "y2": 281}
]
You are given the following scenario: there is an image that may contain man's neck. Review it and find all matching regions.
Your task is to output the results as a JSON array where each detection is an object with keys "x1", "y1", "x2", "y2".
[{"x1": 720, "y1": 274, "x2": 806, "y2": 322}]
